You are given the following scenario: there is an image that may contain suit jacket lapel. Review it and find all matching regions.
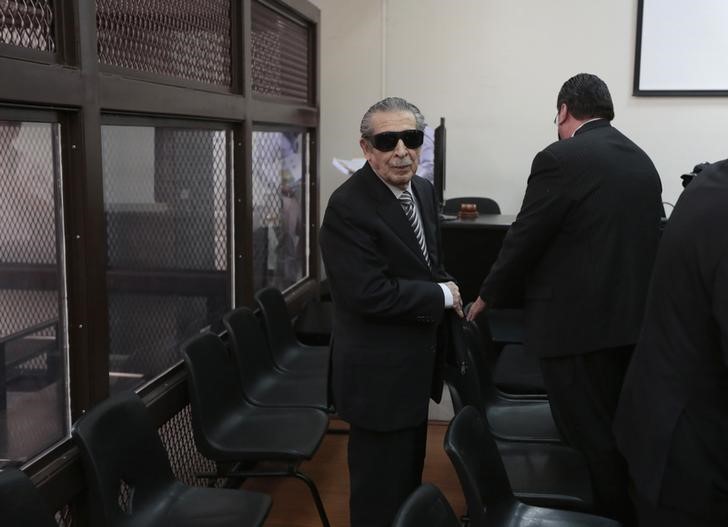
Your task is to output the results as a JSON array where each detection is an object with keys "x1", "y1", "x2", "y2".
[{"x1": 363, "y1": 164, "x2": 431, "y2": 270}]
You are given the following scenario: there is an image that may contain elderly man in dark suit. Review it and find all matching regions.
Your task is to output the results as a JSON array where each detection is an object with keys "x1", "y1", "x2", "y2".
[
  {"x1": 320, "y1": 97, "x2": 462, "y2": 527},
  {"x1": 467, "y1": 73, "x2": 664, "y2": 524},
  {"x1": 615, "y1": 159, "x2": 728, "y2": 527}
]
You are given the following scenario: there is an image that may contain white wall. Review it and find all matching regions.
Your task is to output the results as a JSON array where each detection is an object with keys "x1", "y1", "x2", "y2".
[{"x1": 312, "y1": 0, "x2": 728, "y2": 215}]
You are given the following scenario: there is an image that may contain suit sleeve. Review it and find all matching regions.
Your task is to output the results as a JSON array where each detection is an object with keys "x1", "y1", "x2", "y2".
[
  {"x1": 479, "y1": 148, "x2": 573, "y2": 305},
  {"x1": 320, "y1": 195, "x2": 444, "y2": 323},
  {"x1": 714, "y1": 248, "x2": 728, "y2": 368}
]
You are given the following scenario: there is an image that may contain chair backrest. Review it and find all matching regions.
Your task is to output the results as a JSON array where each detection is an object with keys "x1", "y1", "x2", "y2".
[
  {"x1": 444, "y1": 406, "x2": 515, "y2": 525},
  {"x1": 392, "y1": 483, "x2": 461, "y2": 527},
  {"x1": 443, "y1": 196, "x2": 500, "y2": 215},
  {"x1": 255, "y1": 287, "x2": 298, "y2": 355},
  {"x1": 0, "y1": 468, "x2": 58, "y2": 527},
  {"x1": 72, "y1": 391, "x2": 177, "y2": 525},
  {"x1": 223, "y1": 306, "x2": 277, "y2": 388},
  {"x1": 182, "y1": 332, "x2": 246, "y2": 460}
]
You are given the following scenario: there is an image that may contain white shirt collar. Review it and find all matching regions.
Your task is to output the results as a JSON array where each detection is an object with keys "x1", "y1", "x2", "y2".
[
  {"x1": 372, "y1": 168, "x2": 413, "y2": 198},
  {"x1": 571, "y1": 117, "x2": 605, "y2": 137}
]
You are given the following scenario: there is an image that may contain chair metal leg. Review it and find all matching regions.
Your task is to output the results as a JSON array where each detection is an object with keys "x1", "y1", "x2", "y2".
[
  {"x1": 199, "y1": 464, "x2": 331, "y2": 527},
  {"x1": 292, "y1": 468, "x2": 331, "y2": 527}
]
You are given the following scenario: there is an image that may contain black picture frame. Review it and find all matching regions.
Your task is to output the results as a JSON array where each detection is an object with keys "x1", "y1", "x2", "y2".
[{"x1": 634, "y1": 0, "x2": 728, "y2": 96}]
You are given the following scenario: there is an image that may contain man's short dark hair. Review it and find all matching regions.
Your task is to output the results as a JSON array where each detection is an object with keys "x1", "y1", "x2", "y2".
[{"x1": 557, "y1": 73, "x2": 614, "y2": 121}]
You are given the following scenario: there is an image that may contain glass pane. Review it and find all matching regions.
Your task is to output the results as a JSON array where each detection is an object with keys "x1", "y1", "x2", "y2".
[
  {"x1": 102, "y1": 125, "x2": 229, "y2": 394},
  {"x1": 251, "y1": 131, "x2": 309, "y2": 293},
  {"x1": 0, "y1": 120, "x2": 68, "y2": 465}
]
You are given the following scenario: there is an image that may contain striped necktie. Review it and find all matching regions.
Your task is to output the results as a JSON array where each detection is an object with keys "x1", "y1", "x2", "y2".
[{"x1": 399, "y1": 190, "x2": 430, "y2": 266}]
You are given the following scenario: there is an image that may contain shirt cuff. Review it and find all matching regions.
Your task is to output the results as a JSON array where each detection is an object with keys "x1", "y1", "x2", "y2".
[{"x1": 438, "y1": 282, "x2": 454, "y2": 308}]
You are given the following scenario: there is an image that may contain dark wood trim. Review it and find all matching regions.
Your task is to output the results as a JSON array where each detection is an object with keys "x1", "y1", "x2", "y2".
[
  {"x1": 137, "y1": 364, "x2": 190, "y2": 427},
  {"x1": 237, "y1": 120, "x2": 255, "y2": 307},
  {"x1": 99, "y1": 64, "x2": 236, "y2": 95},
  {"x1": 239, "y1": 0, "x2": 254, "y2": 307},
  {"x1": 231, "y1": 0, "x2": 243, "y2": 95},
  {"x1": 271, "y1": 0, "x2": 321, "y2": 24},
  {"x1": 100, "y1": 113, "x2": 236, "y2": 129},
  {"x1": 0, "y1": 106, "x2": 60, "y2": 123},
  {"x1": 0, "y1": 58, "x2": 82, "y2": 106},
  {"x1": 283, "y1": 277, "x2": 319, "y2": 315},
  {"x1": 67, "y1": 0, "x2": 110, "y2": 414},
  {"x1": 310, "y1": 16, "x2": 321, "y2": 281},
  {"x1": 55, "y1": 0, "x2": 79, "y2": 67},
  {"x1": 250, "y1": 100, "x2": 318, "y2": 126},
  {"x1": 99, "y1": 75, "x2": 247, "y2": 121},
  {"x1": 309, "y1": 127, "x2": 321, "y2": 284},
  {"x1": 0, "y1": 42, "x2": 58, "y2": 64},
  {"x1": 242, "y1": 0, "x2": 253, "y2": 101},
  {"x1": 27, "y1": 441, "x2": 84, "y2": 512}
]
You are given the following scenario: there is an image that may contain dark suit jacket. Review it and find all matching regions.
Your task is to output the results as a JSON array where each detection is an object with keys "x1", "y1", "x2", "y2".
[
  {"x1": 480, "y1": 120, "x2": 664, "y2": 357},
  {"x1": 320, "y1": 162, "x2": 451, "y2": 431},
  {"x1": 614, "y1": 158, "x2": 728, "y2": 520}
]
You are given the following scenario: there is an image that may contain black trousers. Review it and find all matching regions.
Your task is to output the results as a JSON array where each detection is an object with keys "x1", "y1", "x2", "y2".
[
  {"x1": 348, "y1": 421, "x2": 428, "y2": 527},
  {"x1": 633, "y1": 489, "x2": 725, "y2": 527},
  {"x1": 540, "y1": 346, "x2": 635, "y2": 525}
]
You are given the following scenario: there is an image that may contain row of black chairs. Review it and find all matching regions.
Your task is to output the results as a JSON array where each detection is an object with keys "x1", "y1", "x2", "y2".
[
  {"x1": 393, "y1": 406, "x2": 620, "y2": 527},
  {"x1": 0, "y1": 287, "x2": 332, "y2": 527},
  {"x1": 445, "y1": 313, "x2": 596, "y2": 511},
  {"x1": 391, "y1": 311, "x2": 621, "y2": 526}
]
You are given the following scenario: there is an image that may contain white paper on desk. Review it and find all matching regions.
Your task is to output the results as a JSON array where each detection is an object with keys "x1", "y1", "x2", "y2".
[{"x1": 332, "y1": 157, "x2": 366, "y2": 176}]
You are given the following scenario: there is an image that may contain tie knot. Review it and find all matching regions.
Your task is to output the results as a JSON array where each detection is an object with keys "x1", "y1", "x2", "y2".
[{"x1": 399, "y1": 190, "x2": 413, "y2": 208}]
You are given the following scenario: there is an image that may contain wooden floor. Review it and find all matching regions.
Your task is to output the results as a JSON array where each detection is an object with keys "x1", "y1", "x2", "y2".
[{"x1": 243, "y1": 419, "x2": 466, "y2": 527}]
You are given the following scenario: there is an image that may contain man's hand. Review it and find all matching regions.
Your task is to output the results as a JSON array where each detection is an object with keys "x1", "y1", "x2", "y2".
[
  {"x1": 466, "y1": 296, "x2": 487, "y2": 321},
  {"x1": 444, "y1": 281, "x2": 464, "y2": 318}
]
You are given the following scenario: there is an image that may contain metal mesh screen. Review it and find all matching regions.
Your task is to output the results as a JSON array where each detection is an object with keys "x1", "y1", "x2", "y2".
[
  {"x1": 0, "y1": 0, "x2": 55, "y2": 52},
  {"x1": 54, "y1": 503, "x2": 74, "y2": 526},
  {"x1": 251, "y1": 131, "x2": 308, "y2": 293},
  {"x1": 102, "y1": 125, "x2": 230, "y2": 394},
  {"x1": 158, "y1": 403, "x2": 224, "y2": 487},
  {"x1": 251, "y1": 1, "x2": 310, "y2": 101},
  {"x1": 96, "y1": 0, "x2": 232, "y2": 87},
  {"x1": 1, "y1": 120, "x2": 68, "y2": 465}
]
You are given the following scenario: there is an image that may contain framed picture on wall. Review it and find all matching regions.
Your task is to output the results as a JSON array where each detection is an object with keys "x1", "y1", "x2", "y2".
[{"x1": 635, "y1": 0, "x2": 728, "y2": 95}]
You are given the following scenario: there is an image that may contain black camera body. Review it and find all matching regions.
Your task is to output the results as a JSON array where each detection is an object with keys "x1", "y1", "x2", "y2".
[{"x1": 681, "y1": 162, "x2": 710, "y2": 188}]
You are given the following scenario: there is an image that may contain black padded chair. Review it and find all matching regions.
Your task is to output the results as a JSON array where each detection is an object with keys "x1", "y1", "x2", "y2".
[
  {"x1": 255, "y1": 287, "x2": 329, "y2": 375},
  {"x1": 445, "y1": 406, "x2": 621, "y2": 527},
  {"x1": 475, "y1": 310, "x2": 546, "y2": 398},
  {"x1": 223, "y1": 306, "x2": 329, "y2": 411},
  {"x1": 294, "y1": 298, "x2": 333, "y2": 346},
  {"x1": 392, "y1": 483, "x2": 461, "y2": 527},
  {"x1": 443, "y1": 196, "x2": 501, "y2": 215},
  {"x1": 445, "y1": 315, "x2": 594, "y2": 511},
  {"x1": 450, "y1": 317, "x2": 559, "y2": 442},
  {"x1": 182, "y1": 332, "x2": 331, "y2": 527},
  {"x1": 72, "y1": 391, "x2": 271, "y2": 527},
  {"x1": 0, "y1": 468, "x2": 58, "y2": 527}
]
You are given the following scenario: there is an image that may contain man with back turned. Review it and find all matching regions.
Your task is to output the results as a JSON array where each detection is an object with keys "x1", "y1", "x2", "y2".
[
  {"x1": 615, "y1": 158, "x2": 728, "y2": 527},
  {"x1": 467, "y1": 73, "x2": 664, "y2": 523},
  {"x1": 320, "y1": 97, "x2": 462, "y2": 527}
]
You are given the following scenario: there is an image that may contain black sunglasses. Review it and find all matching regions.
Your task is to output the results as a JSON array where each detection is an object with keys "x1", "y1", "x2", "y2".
[{"x1": 367, "y1": 129, "x2": 424, "y2": 151}]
